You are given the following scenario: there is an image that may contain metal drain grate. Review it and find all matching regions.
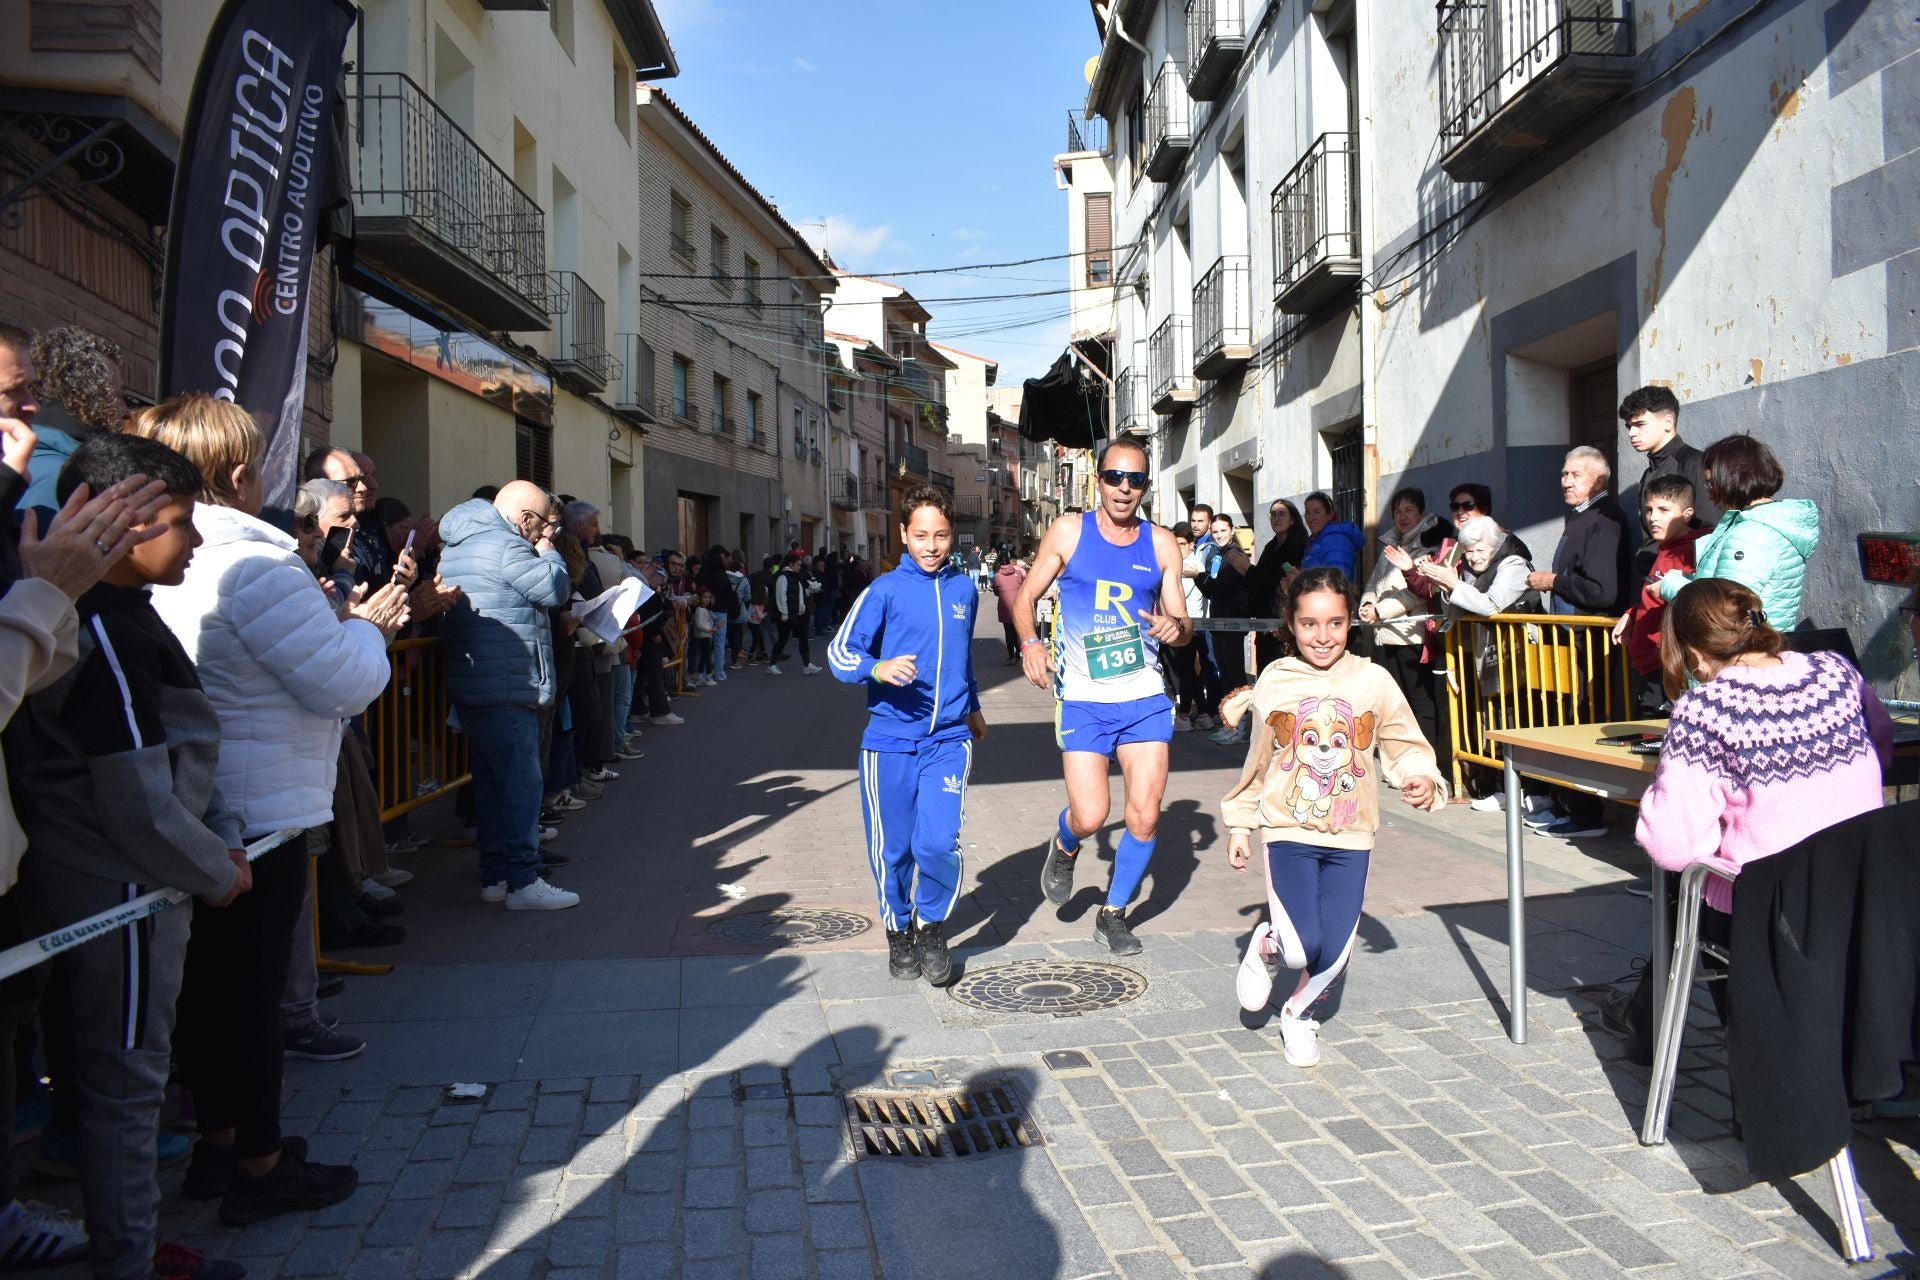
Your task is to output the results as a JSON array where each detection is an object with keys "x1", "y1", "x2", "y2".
[
  {"x1": 948, "y1": 959, "x2": 1147, "y2": 1017},
  {"x1": 843, "y1": 1081, "x2": 1044, "y2": 1160},
  {"x1": 706, "y1": 907, "x2": 872, "y2": 947}
]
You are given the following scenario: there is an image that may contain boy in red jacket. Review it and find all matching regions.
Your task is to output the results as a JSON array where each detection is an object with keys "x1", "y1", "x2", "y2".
[{"x1": 1613, "y1": 474, "x2": 1710, "y2": 713}]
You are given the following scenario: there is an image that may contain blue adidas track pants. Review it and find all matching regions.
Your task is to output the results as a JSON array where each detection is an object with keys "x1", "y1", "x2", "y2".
[{"x1": 858, "y1": 737, "x2": 971, "y2": 930}]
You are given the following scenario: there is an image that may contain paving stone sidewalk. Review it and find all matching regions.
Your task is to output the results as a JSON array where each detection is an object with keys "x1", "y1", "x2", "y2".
[{"x1": 19, "y1": 613, "x2": 1920, "y2": 1277}]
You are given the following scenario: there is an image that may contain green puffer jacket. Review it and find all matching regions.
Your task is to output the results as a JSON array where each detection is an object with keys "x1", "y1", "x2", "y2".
[{"x1": 1656, "y1": 498, "x2": 1820, "y2": 626}]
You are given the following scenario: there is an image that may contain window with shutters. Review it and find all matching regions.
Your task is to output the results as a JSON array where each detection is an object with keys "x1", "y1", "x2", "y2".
[
  {"x1": 672, "y1": 356, "x2": 690, "y2": 418},
  {"x1": 1085, "y1": 193, "x2": 1112, "y2": 285},
  {"x1": 669, "y1": 192, "x2": 695, "y2": 261},
  {"x1": 515, "y1": 418, "x2": 553, "y2": 490}
]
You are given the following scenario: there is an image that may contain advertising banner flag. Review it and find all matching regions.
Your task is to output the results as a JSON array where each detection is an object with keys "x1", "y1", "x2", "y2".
[{"x1": 157, "y1": 0, "x2": 356, "y2": 510}]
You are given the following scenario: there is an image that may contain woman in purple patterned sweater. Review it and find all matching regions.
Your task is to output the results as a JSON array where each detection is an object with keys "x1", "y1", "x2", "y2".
[{"x1": 1637, "y1": 578, "x2": 1893, "y2": 916}]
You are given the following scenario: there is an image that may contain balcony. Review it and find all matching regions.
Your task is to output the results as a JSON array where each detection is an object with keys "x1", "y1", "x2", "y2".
[
  {"x1": 1437, "y1": 0, "x2": 1633, "y2": 183},
  {"x1": 899, "y1": 442, "x2": 930, "y2": 478},
  {"x1": 612, "y1": 332, "x2": 655, "y2": 426},
  {"x1": 862, "y1": 475, "x2": 890, "y2": 510},
  {"x1": 1144, "y1": 62, "x2": 1191, "y2": 182},
  {"x1": 549, "y1": 271, "x2": 619, "y2": 391},
  {"x1": 1148, "y1": 315, "x2": 1196, "y2": 413},
  {"x1": 1185, "y1": 0, "x2": 1247, "y2": 101},
  {"x1": 1193, "y1": 256, "x2": 1253, "y2": 379},
  {"x1": 1065, "y1": 108, "x2": 1108, "y2": 155},
  {"x1": 895, "y1": 359, "x2": 934, "y2": 399},
  {"x1": 348, "y1": 73, "x2": 549, "y2": 332},
  {"x1": 1273, "y1": 132, "x2": 1362, "y2": 315},
  {"x1": 1115, "y1": 368, "x2": 1148, "y2": 434},
  {"x1": 955, "y1": 494, "x2": 985, "y2": 520},
  {"x1": 830, "y1": 469, "x2": 862, "y2": 510},
  {"x1": 930, "y1": 470, "x2": 955, "y2": 493}
]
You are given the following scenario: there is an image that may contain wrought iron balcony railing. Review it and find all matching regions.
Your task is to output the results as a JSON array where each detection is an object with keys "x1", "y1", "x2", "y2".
[
  {"x1": 1273, "y1": 132, "x2": 1361, "y2": 315},
  {"x1": 1148, "y1": 315, "x2": 1195, "y2": 412},
  {"x1": 612, "y1": 332, "x2": 655, "y2": 424},
  {"x1": 861, "y1": 475, "x2": 889, "y2": 510},
  {"x1": 1066, "y1": 108, "x2": 1108, "y2": 154},
  {"x1": 955, "y1": 494, "x2": 985, "y2": 520},
  {"x1": 1437, "y1": 0, "x2": 1633, "y2": 181},
  {"x1": 549, "y1": 270, "x2": 619, "y2": 390},
  {"x1": 930, "y1": 470, "x2": 954, "y2": 493},
  {"x1": 1185, "y1": 0, "x2": 1247, "y2": 101},
  {"x1": 1144, "y1": 62, "x2": 1191, "y2": 182},
  {"x1": 899, "y1": 442, "x2": 930, "y2": 477},
  {"x1": 348, "y1": 71, "x2": 548, "y2": 331},
  {"x1": 830, "y1": 469, "x2": 862, "y2": 510},
  {"x1": 1193, "y1": 255, "x2": 1252, "y2": 378},
  {"x1": 1116, "y1": 368, "x2": 1149, "y2": 435}
]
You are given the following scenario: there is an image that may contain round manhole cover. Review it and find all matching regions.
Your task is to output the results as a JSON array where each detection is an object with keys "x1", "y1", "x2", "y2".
[
  {"x1": 707, "y1": 907, "x2": 872, "y2": 947},
  {"x1": 949, "y1": 959, "x2": 1147, "y2": 1016}
]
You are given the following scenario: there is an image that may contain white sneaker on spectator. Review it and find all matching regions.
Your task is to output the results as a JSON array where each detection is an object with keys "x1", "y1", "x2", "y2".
[
  {"x1": 573, "y1": 779, "x2": 605, "y2": 801},
  {"x1": 0, "y1": 1198, "x2": 88, "y2": 1266},
  {"x1": 803, "y1": 664, "x2": 823, "y2": 675},
  {"x1": 506, "y1": 879, "x2": 580, "y2": 911},
  {"x1": 1173, "y1": 714, "x2": 1194, "y2": 733},
  {"x1": 1194, "y1": 713, "x2": 1218, "y2": 730},
  {"x1": 1468, "y1": 793, "x2": 1504, "y2": 813},
  {"x1": 766, "y1": 664, "x2": 783, "y2": 675},
  {"x1": 369, "y1": 868, "x2": 413, "y2": 889},
  {"x1": 584, "y1": 766, "x2": 619, "y2": 782},
  {"x1": 480, "y1": 882, "x2": 507, "y2": 904},
  {"x1": 361, "y1": 878, "x2": 396, "y2": 901},
  {"x1": 539, "y1": 826, "x2": 558, "y2": 844},
  {"x1": 550, "y1": 791, "x2": 587, "y2": 812},
  {"x1": 651, "y1": 713, "x2": 685, "y2": 726}
]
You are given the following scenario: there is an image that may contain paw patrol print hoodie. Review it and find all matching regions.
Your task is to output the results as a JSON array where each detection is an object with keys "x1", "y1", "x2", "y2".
[
  {"x1": 1221, "y1": 653, "x2": 1448, "y2": 849},
  {"x1": 828, "y1": 557, "x2": 980, "y2": 752}
]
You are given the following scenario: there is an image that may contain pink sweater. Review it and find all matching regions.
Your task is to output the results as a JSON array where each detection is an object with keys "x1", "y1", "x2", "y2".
[{"x1": 1636, "y1": 650, "x2": 1892, "y2": 914}]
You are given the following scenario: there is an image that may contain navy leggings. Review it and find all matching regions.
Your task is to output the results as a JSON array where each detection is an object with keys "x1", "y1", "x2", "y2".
[{"x1": 1262, "y1": 840, "x2": 1370, "y2": 1016}]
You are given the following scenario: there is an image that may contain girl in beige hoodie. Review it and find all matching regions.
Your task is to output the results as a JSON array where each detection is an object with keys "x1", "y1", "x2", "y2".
[{"x1": 1220, "y1": 568, "x2": 1448, "y2": 1068}]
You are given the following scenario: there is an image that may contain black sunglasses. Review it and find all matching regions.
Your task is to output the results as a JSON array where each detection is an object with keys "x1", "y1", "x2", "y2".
[
  {"x1": 1099, "y1": 469, "x2": 1148, "y2": 490},
  {"x1": 1449, "y1": 500, "x2": 1477, "y2": 511}
]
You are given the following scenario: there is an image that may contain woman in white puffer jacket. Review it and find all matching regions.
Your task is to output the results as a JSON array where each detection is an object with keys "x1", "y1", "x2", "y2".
[{"x1": 130, "y1": 395, "x2": 408, "y2": 1217}]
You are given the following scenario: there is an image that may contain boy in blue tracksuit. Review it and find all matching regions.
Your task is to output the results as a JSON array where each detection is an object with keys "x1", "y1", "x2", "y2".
[{"x1": 828, "y1": 485, "x2": 986, "y2": 985}]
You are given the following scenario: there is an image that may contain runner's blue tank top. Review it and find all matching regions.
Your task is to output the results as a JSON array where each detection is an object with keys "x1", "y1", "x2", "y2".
[{"x1": 1054, "y1": 511, "x2": 1165, "y2": 703}]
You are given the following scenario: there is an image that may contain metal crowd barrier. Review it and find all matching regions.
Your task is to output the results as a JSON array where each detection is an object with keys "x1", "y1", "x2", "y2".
[
  {"x1": 360, "y1": 638, "x2": 470, "y2": 822},
  {"x1": 1442, "y1": 612, "x2": 1630, "y2": 794}
]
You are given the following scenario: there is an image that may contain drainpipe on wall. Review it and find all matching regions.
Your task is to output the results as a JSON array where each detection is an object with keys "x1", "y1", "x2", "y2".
[{"x1": 1353, "y1": 0, "x2": 1382, "y2": 567}]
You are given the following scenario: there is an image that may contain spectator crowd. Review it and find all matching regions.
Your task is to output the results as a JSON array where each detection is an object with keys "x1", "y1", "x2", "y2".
[{"x1": 0, "y1": 320, "x2": 885, "y2": 1280}]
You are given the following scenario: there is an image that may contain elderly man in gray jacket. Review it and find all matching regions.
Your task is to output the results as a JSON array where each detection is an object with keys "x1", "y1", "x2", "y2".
[{"x1": 437, "y1": 481, "x2": 580, "y2": 911}]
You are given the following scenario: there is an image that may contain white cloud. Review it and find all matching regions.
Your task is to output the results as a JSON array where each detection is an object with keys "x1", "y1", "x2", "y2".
[
  {"x1": 949, "y1": 227, "x2": 987, "y2": 241},
  {"x1": 791, "y1": 56, "x2": 817, "y2": 73},
  {"x1": 800, "y1": 214, "x2": 898, "y2": 269}
]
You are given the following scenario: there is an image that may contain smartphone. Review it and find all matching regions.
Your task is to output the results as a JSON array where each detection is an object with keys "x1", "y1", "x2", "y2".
[
  {"x1": 1597, "y1": 731, "x2": 1663, "y2": 746},
  {"x1": 402, "y1": 527, "x2": 418, "y2": 556},
  {"x1": 317, "y1": 525, "x2": 352, "y2": 574}
]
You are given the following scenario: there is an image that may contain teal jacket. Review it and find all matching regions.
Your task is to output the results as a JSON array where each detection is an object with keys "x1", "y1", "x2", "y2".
[{"x1": 1657, "y1": 498, "x2": 1820, "y2": 626}]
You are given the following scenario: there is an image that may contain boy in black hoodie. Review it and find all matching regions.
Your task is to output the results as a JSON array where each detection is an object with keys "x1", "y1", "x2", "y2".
[{"x1": 9, "y1": 433, "x2": 251, "y2": 1280}]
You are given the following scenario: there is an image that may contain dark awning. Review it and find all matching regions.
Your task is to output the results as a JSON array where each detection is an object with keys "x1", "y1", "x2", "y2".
[{"x1": 1018, "y1": 347, "x2": 1107, "y2": 447}]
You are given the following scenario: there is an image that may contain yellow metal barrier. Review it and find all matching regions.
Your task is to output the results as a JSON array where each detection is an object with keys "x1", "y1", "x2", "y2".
[
  {"x1": 360, "y1": 638, "x2": 471, "y2": 822},
  {"x1": 1442, "y1": 612, "x2": 1630, "y2": 794}
]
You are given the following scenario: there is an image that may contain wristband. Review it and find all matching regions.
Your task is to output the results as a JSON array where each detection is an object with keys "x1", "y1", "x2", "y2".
[{"x1": 1021, "y1": 637, "x2": 1044, "y2": 650}]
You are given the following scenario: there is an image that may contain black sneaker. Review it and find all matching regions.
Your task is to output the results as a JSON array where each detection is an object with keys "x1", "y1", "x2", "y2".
[
  {"x1": 315, "y1": 974, "x2": 347, "y2": 1000},
  {"x1": 320, "y1": 921, "x2": 405, "y2": 949},
  {"x1": 283, "y1": 1023, "x2": 365, "y2": 1062},
  {"x1": 358, "y1": 894, "x2": 405, "y2": 919},
  {"x1": 1094, "y1": 907, "x2": 1142, "y2": 956},
  {"x1": 183, "y1": 1136, "x2": 308, "y2": 1201},
  {"x1": 218, "y1": 1146, "x2": 356, "y2": 1225},
  {"x1": 539, "y1": 850, "x2": 570, "y2": 868},
  {"x1": 915, "y1": 920, "x2": 954, "y2": 986},
  {"x1": 1040, "y1": 836, "x2": 1077, "y2": 906},
  {"x1": 886, "y1": 929, "x2": 920, "y2": 980}
]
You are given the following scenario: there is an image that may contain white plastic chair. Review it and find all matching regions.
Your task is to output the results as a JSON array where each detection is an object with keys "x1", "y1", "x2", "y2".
[{"x1": 1641, "y1": 857, "x2": 1873, "y2": 1263}]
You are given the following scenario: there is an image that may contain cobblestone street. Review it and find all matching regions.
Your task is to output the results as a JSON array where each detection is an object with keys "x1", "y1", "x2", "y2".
[{"x1": 41, "y1": 616, "x2": 1920, "y2": 1279}]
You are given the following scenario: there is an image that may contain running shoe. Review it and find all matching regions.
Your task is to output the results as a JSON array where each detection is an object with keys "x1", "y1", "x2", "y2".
[
  {"x1": 1094, "y1": 907, "x2": 1142, "y2": 956},
  {"x1": 886, "y1": 930, "x2": 920, "y2": 980},
  {"x1": 506, "y1": 879, "x2": 580, "y2": 911},
  {"x1": 1468, "y1": 793, "x2": 1504, "y2": 813},
  {"x1": 1236, "y1": 922, "x2": 1277, "y2": 1012},
  {"x1": 915, "y1": 920, "x2": 954, "y2": 986},
  {"x1": 803, "y1": 664, "x2": 823, "y2": 675},
  {"x1": 1278, "y1": 1008, "x2": 1322, "y2": 1068},
  {"x1": 0, "y1": 1199, "x2": 87, "y2": 1267},
  {"x1": 1173, "y1": 714, "x2": 1194, "y2": 732},
  {"x1": 1039, "y1": 836, "x2": 1077, "y2": 906}
]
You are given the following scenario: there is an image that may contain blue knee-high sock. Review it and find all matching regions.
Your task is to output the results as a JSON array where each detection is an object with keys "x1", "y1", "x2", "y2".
[
  {"x1": 1057, "y1": 808, "x2": 1081, "y2": 854},
  {"x1": 1107, "y1": 831, "x2": 1157, "y2": 908}
]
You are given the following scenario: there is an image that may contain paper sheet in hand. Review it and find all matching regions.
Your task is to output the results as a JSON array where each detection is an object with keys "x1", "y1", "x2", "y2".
[{"x1": 570, "y1": 578, "x2": 648, "y2": 644}]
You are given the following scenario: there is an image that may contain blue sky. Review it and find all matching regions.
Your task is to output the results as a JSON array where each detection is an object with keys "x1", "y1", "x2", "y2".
[{"x1": 649, "y1": 0, "x2": 1100, "y2": 381}]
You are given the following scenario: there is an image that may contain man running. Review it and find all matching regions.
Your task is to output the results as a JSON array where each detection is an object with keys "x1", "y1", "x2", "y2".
[{"x1": 1013, "y1": 439, "x2": 1191, "y2": 954}]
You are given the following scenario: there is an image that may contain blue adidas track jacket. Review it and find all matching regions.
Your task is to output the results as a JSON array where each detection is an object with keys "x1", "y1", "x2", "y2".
[{"x1": 828, "y1": 559, "x2": 980, "y2": 752}]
